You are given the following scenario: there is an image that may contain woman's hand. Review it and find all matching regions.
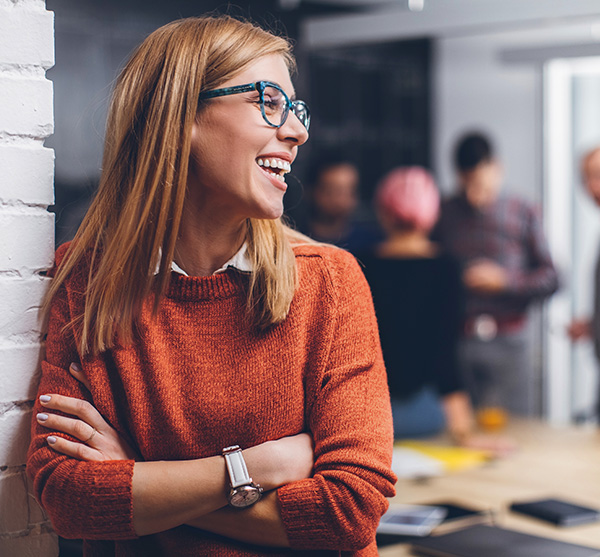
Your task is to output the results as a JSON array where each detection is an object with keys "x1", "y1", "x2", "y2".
[
  {"x1": 443, "y1": 391, "x2": 516, "y2": 458},
  {"x1": 37, "y1": 363, "x2": 138, "y2": 461}
]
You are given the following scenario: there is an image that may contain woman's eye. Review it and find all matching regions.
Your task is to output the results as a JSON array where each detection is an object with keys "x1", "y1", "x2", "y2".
[{"x1": 263, "y1": 99, "x2": 282, "y2": 116}]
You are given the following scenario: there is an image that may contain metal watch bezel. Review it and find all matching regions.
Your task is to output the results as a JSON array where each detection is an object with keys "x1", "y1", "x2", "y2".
[{"x1": 227, "y1": 483, "x2": 264, "y2": 508}]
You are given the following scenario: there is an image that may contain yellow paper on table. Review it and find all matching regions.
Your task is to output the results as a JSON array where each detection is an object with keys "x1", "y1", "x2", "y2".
[{"x1": 396, "y1": 441, "x2": 491, "y2": 473}]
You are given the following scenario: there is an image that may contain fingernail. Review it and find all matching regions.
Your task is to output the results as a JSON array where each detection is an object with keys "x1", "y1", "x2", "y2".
[
  {"x1": 40, "y1": 395, "x2": 51, "y2": 403},
  {"x1": 36, "y1": 413, "x2": 49, "y2": 422},
  {"x1": 71, "y1": 362, "x2": 81, "y2": 372},
  {"x1": 47, "y1": 436, "x2": 57, "y2": 445}
]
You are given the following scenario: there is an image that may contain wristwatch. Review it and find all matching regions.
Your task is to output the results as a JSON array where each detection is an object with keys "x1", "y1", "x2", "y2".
[{"x1": 222, "y1": 445, "x2": 263, "y2": 508}]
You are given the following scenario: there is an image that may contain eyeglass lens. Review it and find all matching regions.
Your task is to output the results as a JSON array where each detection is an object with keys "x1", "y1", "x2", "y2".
[
  {"x1": 291, "y1": 102, "x2": 310, "y2": 131},
  {"x1": 261, "y1": 85, "x2": 310, "y2": 131}
]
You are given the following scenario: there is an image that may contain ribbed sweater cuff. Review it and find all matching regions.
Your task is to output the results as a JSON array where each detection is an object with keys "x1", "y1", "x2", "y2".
[
  {"x1": 45, "y1": 459, "x2": 136, "y2": 540},
  {"x1": 277, "y1": 479, "x2": 334, "y2": 550}
]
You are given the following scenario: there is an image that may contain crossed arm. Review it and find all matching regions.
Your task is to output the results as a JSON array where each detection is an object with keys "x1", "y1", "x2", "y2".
[
  {"x1": 28, "y1": 249, "x2": 396, "y2": 549},
  {"x1": 34, "y1": 365, "x2": 313, "y2": 544}
]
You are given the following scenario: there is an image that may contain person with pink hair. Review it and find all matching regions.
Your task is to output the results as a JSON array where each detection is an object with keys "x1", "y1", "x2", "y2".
[
  {"x1": 375, "y1": 166, "x2": 440, "y2": 237},
  {"x1": 359, "y1": 166, "x2": 514, "y2": 453}
]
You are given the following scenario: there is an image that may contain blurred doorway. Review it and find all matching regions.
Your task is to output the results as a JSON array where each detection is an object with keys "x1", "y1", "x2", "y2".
[{"x1": 545, "y1": 56, "x2": 600, "y2": 424}]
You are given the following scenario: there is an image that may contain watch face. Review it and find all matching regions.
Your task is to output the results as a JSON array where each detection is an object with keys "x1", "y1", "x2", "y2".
[{"x1": 229, "y1": 485, "x2": 262, "y2": 508}]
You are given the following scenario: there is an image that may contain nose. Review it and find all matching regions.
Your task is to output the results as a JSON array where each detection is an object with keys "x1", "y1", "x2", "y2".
[{"x1": 277, "y1": 111, "x2": 309, "y2": 146}]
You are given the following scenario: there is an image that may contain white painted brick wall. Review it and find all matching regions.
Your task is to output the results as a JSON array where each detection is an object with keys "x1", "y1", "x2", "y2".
[
  {"x1": 0, "y1": 344, "x2": 42, "y2": 404},
  {"x1": 0, "y1": 145, "x2": 54, "y2": 205},
  {"x1": 0, "y1": 8, "x2": 53, "y2": 68},
  {"x1": 0, "y1": 211, "x2": 54, "y2": 272},
  {"x1": 0, "y1": 1, "x2": 56, "y2": 554}
]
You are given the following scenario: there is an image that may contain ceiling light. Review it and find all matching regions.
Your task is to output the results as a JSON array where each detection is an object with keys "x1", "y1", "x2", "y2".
[{"x1": 408, "y1": 0, "x2": 424, "y2": 11}]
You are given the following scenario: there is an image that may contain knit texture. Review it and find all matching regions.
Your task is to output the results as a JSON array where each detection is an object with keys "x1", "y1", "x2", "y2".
[{"x1": 27, "y1": 242, "x2": 396, "y2": 556}]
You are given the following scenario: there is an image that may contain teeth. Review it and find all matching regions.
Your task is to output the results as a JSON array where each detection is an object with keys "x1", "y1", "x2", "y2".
[{"x1": 257, "y1": 158, "x2": 291, "y2": 175}]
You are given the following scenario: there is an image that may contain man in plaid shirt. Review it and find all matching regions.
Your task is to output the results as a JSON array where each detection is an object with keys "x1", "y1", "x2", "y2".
[{"x1": 433, "y1": 132, "x2": 559, "y2": 415}]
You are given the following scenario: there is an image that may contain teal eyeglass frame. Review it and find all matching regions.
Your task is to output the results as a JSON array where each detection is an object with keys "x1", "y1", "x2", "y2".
[{"x1": 198, "y1": 80, "x2": 310, "y2": 132}]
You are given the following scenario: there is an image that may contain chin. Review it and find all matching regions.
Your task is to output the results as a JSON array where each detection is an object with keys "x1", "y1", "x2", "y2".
[
  {"x1": 245, "y1": 206, "x2": 284, "y2": 222},
  {"x1": 253, "y1": 197, "x2": 285, "y2": 221},
  {"x1": 260, "y1": 206, "x2": 284, "y2": 221}
]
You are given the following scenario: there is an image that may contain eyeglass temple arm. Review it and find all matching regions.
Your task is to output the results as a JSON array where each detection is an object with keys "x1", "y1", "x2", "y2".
[{"x1": 198, "y1": 83, "x2": 259, "y2": 100}]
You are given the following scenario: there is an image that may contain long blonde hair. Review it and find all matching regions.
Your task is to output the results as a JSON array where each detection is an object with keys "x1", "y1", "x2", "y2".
[{"x1": 44, "y1": 16, "x2": 306, "y2": 355}]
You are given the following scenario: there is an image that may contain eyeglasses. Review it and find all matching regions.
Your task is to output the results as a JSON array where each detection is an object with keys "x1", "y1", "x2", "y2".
[{"x1": 198, "y1": 80, "x2": 310, "y2": 132}]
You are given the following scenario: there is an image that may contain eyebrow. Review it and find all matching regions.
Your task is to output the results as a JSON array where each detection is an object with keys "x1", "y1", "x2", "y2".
[{"x1": 262, "y1": 80, "x2": 297, "y2": 101}]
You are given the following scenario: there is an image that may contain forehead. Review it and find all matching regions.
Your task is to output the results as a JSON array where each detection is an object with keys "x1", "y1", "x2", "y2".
[
  {"x1": 465, "y1": 161, "x2": 497, "y2": 176},
  {"x1": 221, "y1": 54, "x2": 295, "y2": 97}
]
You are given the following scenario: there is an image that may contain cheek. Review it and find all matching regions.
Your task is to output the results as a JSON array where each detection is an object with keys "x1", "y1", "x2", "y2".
[{"x1": 589, "y1": 180, "x2": 600, "y2": 195}]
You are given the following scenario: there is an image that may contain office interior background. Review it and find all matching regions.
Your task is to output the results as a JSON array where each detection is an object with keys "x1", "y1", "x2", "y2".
[{"x1": 48, "y1": 0, "x2": 600, "y2": 424}]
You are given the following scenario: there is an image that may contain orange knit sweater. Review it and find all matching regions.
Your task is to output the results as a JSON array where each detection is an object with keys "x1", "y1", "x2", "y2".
[{"x1": 27, "y1": 242, "x2": 396, "y2": 556}]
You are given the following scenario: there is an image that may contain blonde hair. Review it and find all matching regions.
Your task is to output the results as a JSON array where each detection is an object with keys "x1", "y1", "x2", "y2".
[{"x1": 44, "y1": 16, "x2": 305, "y2": 355}]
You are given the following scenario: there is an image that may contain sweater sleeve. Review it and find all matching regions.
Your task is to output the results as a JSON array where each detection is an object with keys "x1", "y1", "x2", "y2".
[
  {"x1": 277, "y1": 249, "x2": 397, "y2": 551},
  {"x1": 26, "y1": 261, "x2": 137, "y2": 540}
]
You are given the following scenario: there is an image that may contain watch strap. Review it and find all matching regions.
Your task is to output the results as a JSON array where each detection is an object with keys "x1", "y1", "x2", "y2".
[{"x1": 222, "y1": 445, "x2": 252, "y2": 488}]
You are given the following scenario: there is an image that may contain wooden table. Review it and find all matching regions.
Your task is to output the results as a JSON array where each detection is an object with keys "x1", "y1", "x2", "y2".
[{"x1": 379, "y1": 419, "x2": 600, "y2": 556}]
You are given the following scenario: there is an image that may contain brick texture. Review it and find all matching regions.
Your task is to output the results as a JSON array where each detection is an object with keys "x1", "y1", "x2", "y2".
[
  {"x1": 0, "y1": 277, "x2": 49, "y2": 338},
  {"x1": 0, "y1": 1, "x2": 56, "y2": 553},
  {"x1": 0, "y1": 344, "x2": 42, "y2": 404},
  {"x1": 0, "y1": 407, "x2": 33, "y2": 467},
  {"x1": 0, "y1": 469, "x2": 30, "y2": 532},
  {"x1": 0, "y1": 145, "x2": 55, "y2": 205},
  {"x1": 0, "y1": 211, "x2": 55, "y2": 272},
  {"x1": 0, "y1": 533, "x2": 58, "y2": 557},
  {"x1": 0, "y1": 8, "x2": 54, "y2": 68},
  {"x1": 0, "y1": 77, "x2": 53, "y2": 138}
]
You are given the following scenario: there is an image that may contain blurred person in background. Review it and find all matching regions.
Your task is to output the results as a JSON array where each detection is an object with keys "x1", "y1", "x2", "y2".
[
  {"x1": 359, "y1": 167, "x2": 514, "y2": 454},
  {"x1": 297, "y1": 153, "x2": 382, "y2": 253},
  {"x1": 567, "y1": 145, "x2": 600, "y2": 421},
  {"x1": 433, "y1": 132, "x2": 559, "y2": 419}
]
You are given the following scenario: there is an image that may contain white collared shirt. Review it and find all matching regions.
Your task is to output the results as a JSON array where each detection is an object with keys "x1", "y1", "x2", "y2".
[{"x1": 156, "y1": 243, "x2": 252, "y2": 276}]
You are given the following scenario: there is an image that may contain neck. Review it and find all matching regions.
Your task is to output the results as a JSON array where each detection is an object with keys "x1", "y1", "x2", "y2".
[
  {"x1": 175, "y1": 207, "x2": 247, "y2": 277},
  {"x1": 377, "y1": 230, "x2": 437, "y2": 258}
]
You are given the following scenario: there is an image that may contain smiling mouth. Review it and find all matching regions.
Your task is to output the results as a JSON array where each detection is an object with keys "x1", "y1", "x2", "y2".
[{"x1": 257, "y1": 158, "x2": 291, "y2": 183}]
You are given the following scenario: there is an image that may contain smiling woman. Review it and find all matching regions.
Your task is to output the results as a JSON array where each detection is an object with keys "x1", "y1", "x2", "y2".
[
  {"x1": 186, "y1": 53, "x2": 308, "y2": 231},
  {"x1": 26, "y1": 14, "x2": 396, "y2": 557}
]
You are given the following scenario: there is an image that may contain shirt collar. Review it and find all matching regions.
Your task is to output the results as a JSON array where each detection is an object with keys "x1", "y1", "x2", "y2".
[{"x1": 156, "y1": 243, "x2": 253, "y2": 276}]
